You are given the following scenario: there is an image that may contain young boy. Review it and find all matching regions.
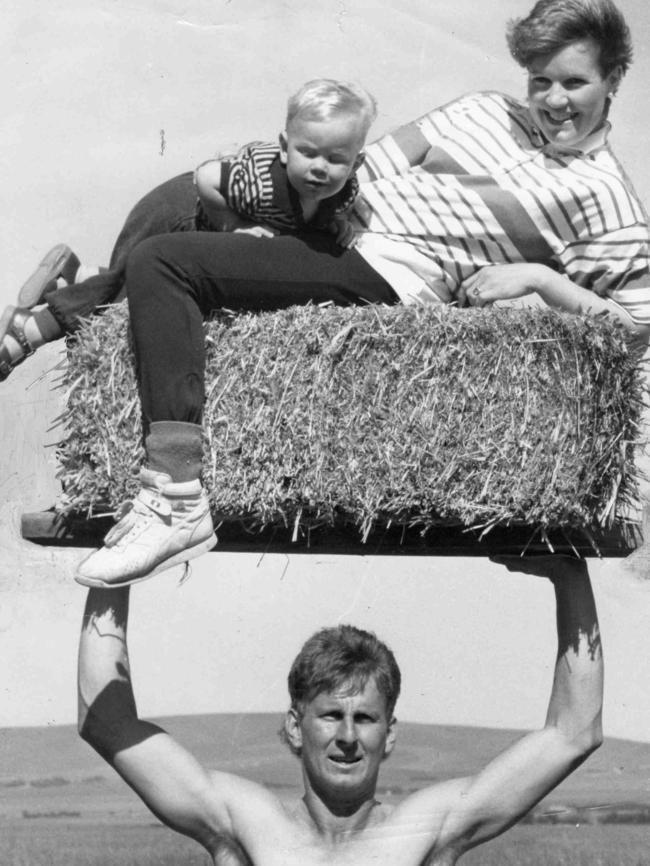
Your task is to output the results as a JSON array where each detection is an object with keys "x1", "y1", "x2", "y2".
[
  {"x1": 194, "y1": 78, "x2": 376, "y2": 248},
  {"x1": 0, "y1": 79, "x2": 375, "y2": 381}
]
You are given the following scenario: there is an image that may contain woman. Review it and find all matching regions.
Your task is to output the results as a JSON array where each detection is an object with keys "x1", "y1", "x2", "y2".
[{"x1": 352, "y1": 0, "x2": 649, "y2": 324}]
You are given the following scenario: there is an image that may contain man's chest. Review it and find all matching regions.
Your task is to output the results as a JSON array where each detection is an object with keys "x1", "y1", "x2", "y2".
[{"x1": 234, "y1": 831, "x2": 458, "y2": 866}]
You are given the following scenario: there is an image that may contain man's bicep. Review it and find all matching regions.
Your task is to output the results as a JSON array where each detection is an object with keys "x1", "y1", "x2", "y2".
[
  {"x1": 437, "y1": 728, "x2": 585, "y2": 852},
  {"x1": 108, "y1": 723, "x2": 235, "y2": 846}
]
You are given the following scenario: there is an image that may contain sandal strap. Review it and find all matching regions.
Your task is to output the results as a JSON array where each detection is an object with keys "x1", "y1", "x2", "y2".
[
  {"x1": 7, "y1": 311, "x2": 35, "y2": 358},
  {"x1": 0, "y1": 307, "x2": 35, "y2": 380}
]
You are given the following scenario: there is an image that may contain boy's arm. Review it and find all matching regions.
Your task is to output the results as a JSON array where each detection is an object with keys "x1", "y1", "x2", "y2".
[
  {"x1": 77, "y1": 588, "x2": 239, "y2": 849},
  {"x1": 399, "y1": 557, "x2": 603, "y2": 859},
  {"x1": 194, "y1": 160, "x2": 257, "y2": 232}
]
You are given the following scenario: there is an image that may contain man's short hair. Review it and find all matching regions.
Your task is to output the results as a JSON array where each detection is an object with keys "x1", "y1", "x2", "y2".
[
  {"x1": 285, "y1": 79, "x2": 378, "y2": 139},
  {"x1": 506, "y1": 0, "x2": 633, "y2": 76},
  {"x1": 287, "y1": 624, "x2": 401, "y2": 719}
]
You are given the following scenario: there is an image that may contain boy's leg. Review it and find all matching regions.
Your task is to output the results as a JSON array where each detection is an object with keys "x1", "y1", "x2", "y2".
[{"x1": 76, "y1": 229, "x2": 396, "y2": 586}]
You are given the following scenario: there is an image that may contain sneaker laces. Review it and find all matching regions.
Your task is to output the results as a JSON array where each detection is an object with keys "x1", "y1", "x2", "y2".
[{"x1": 104, "y1": 488, "x2": 172, "y2": 547}]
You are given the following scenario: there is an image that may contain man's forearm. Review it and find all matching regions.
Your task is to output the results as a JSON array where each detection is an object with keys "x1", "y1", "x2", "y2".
[
  {"x1": 77, "y1": 588, "x2": 139, "y2": 758},
  {"x1": 544, "y1": 560, "x2": 604, "y2": 755}
]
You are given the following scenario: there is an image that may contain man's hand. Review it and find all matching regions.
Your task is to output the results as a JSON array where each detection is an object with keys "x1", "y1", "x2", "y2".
[{"x1": 491, "y1": 553, "x2": 588, "y2": 582}]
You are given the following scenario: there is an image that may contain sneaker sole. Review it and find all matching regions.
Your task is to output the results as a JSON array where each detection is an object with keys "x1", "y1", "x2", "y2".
[
  {"x1": 74, "y1": 532, "x2": 217, "y2": 588},
  {"x1": 18, "y1": 244, "x2": 79, "y2": 308}
]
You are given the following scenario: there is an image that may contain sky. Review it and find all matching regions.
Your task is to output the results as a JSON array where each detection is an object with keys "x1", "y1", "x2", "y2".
[{"x1": 2, "y1": 0, "x2": 650, "y2": 744}]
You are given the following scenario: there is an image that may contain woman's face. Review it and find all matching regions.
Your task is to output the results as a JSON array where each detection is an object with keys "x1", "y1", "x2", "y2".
[{"x1": 527, "y1": 38, "x2": 621, "y2": 148}]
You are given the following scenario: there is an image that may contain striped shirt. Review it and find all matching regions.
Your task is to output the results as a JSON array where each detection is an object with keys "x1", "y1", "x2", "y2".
[
  {"x1": 214, "y1": 141, "x2": 359, "y2": 233},
  {"x1": 352, "y1": 91, "x2": 650, "y2": 322}
]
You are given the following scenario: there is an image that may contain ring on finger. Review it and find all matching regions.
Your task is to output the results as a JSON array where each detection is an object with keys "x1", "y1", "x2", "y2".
[{"x1": 473, "y1": 285, "x2": 481, "y2": 297}]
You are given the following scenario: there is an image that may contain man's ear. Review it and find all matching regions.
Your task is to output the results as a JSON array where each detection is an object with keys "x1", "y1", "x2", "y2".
[
  {"x1": 279, "y1": 131, "x2": 289, "y2": 164},
  {"x1": 383, "y1": 716, "x2": 397, "y2": 759},
  {"x1": 285, "y1": 708, "x2": 302, "y2": 751}
]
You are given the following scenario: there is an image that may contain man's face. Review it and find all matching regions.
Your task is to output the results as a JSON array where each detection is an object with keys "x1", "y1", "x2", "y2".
[{"x1": 287, "y1": 677, "x2": 396, "y2": 804}]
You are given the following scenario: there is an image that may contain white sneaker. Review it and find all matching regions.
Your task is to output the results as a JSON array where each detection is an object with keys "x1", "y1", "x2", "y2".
[{"x1": 75, "y1": 468, "x2": 216, "y2": 588}]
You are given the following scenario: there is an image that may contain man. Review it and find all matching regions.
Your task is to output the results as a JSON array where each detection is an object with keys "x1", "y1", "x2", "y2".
[{"x1": 78, "y1": 555, "x2": 603, "y2": 865}]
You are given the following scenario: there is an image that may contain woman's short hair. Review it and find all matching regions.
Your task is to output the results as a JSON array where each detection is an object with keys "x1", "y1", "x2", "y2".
[
  {"x1": 506, "y1": 0, "x2": 633, "y2": 76},
  {"x1": 285, "y1": 79, "x2": 378, "y2": 138},
  {"x1": 287, "y1": 624, "x2": 401, "y2": 719}
]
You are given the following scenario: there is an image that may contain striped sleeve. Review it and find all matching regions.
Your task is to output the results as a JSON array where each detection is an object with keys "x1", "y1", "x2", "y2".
[
  {"x1": 358, "y1": 136, "x2": 413, "y2": 183},
  {"x1": 560, "y1": 226, "x2": 650, "y2": 324},
  {"x1": 358, "y1": 93, "x2": 511, "y2": 183},
  {"x1": 224, "y1": 142, "x2": 276, "y2": 219}
]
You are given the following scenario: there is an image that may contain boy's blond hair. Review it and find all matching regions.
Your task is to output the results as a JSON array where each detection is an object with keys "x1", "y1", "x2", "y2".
[{"x1": 286, "y1": 79, "x2": 377, "y2": 138}]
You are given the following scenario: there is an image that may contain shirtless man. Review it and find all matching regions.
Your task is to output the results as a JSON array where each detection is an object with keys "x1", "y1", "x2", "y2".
[{"x1": 77, "y1": 556, "x2": 603, "y2": 865}]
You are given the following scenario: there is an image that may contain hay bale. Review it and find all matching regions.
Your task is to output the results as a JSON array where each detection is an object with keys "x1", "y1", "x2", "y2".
[{"x1": 56, "y1": 301, "x2": 645, "y2": 539}]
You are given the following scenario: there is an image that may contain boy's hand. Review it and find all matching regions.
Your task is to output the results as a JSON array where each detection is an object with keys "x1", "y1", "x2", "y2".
[
  {"x1": 331, "y1": 215, "x2": 358, "y2": 249},
  {"x1": 233, "y1": 224, "x2": 278, "y2": 239}
]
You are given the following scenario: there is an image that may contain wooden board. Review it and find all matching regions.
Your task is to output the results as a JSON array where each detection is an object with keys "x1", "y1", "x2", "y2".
[{"x1": 21, "y1": 510, "x2": 642, "y2": 558}]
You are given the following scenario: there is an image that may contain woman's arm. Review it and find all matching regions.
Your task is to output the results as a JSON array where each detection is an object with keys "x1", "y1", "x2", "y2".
[
  {"x1": 356, "y1": 119, "x2": 433, "y2": 184},
  {"x1": 461, "y1": 263, "x2": 650, "y2": 340}
]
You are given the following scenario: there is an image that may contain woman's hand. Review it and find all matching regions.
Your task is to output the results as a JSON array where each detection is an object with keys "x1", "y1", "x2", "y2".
[
  {"x1": 459, "y1": 264, "x2": 650, "y2": 340},
  {"x1": 330, "y1": 215, "x2": 358, "y2": 249},
  {"x1": 459, "y1": 263, "x2": 551, "y2": 308}
]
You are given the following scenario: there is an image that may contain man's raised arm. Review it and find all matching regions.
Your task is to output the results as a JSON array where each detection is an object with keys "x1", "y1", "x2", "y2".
[
  {"x1": 77, "y1": 588, "x2": 233, "y2": 849},
  {"x1": 409, "y1": 556, "x2": 603, "y2": 859}
]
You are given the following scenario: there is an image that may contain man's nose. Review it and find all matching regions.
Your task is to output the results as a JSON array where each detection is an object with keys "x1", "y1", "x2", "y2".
[{"x1": 335, "y1": 717, "x2": 357, "y2": 745}]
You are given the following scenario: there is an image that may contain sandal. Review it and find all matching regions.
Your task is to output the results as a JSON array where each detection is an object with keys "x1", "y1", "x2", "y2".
[
  {"x1": 17, "y1": 244, "x2": 80, "y2": 308},
  {"x1": 0, "y1": 306, "x2": 35, "y2": 381}
]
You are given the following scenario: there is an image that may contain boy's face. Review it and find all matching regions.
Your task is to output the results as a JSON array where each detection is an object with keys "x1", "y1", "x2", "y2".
[{"x1": 280, "y1": 112, "x2": 366, "y2": 204}]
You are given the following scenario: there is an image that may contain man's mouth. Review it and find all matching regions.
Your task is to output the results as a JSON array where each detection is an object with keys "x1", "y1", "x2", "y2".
[{"x1": 329, "y1": 754, "x2": 361, "y2": 765}]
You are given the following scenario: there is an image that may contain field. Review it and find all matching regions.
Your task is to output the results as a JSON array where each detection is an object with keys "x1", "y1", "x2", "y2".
[
  {"x1": 2, "y1": 714, "x2": 650, "y2": 865},
  {"x1": 1, "y1": 821, "x2": 649, "y2": 866},
  {"x1": 3, "y1": 818, "x2": 650, "y2": 865}
]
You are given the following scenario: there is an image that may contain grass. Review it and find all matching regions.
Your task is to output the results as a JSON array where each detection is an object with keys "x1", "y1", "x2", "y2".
[
  {"x1": 464, "y1": 824, "x2": 650, "y2": 865},
  {"x1": 2, "y1": 820, "x2": 650, "y2": 865},
  {"x1": 1, "y1": 822, "x2": 210, "y2": 866}
]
